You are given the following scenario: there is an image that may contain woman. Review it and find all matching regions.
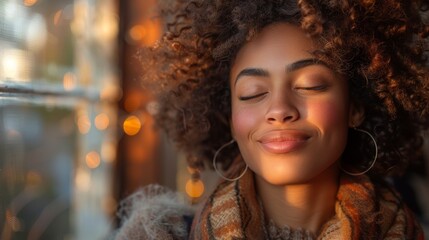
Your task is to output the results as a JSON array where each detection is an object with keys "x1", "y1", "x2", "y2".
[{"x1": 116, "y1": 0, "x2": 429, "y2": 239}]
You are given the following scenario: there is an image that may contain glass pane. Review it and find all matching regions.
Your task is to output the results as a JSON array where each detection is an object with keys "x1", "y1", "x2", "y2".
[
  {"x1": 0, "y1": 98, "x2": 75, "y2": 239},
  {"x1": 0, "y1": 0, "x2": 119, "y2": 239},
  {"x1": 0, "y1": 0, "x2": 119, "y2": 91},
  {"x1": 0, "y1": 97, "x2": 117, "y2": 239},
  {"x1": 0, "y1": 0, "x2": 74, "y2": 84}
]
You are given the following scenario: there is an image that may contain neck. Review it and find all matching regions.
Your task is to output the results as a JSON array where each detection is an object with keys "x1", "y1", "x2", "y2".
[{"x1": 255, "y1": 165, "x2": 339, "y2": 235}]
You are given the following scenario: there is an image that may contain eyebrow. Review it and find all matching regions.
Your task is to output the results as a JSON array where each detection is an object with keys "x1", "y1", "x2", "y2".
[
  {"x1": 234, "y1": 58, "x2": 327, "y2": 85},
  {"x1": 286, "y1": 58, "x2": 325, "y2": 72},
  {"x1": 235, "y1": 68, "x2": 269, "y2": 84}
]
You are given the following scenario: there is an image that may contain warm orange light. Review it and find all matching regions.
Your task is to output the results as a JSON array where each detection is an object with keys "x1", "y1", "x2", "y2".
[
  {"x1": 127, "y1": 19, "x2": 161, "y2": 46},
  {"x1": 54, "y1": 10, "x2": 63, "y2": 26},
  {"x1": 128, "y1": 143, "x2": 146, "y2": 163},
  {"x1": 142, "y1": 19, "x2": 161, "y2": 46},
  {"x1": 128, "y1": 25, "x2": 146, "y2": 42},
  {"x1": 63, "y1": 72, "x2": 76, "y2": 91},
  {"x1": 185, "y1": 179, "x2": 204, "y2": 198},
  {"x1": 77, "y1": 115, "x2": 91, "y2": 134},
  {"x1": 23, "y1": 0, "x2": 38, "y2": 7},
  {"x1": 123, "y1": 115, "x2": 141, "y2": 136},
  {"x1": 95, "y1": 113, "x2": 109, "y2": 130},
  {"x1": 124, "y1": 93, "x2": 141, "y2": 113},
  {"x1": 85, "y1": 151, "x2": 101, "y2": 169}
]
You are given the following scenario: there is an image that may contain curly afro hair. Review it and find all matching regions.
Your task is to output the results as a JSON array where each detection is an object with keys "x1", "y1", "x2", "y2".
[{"x1": 142, "y1": 0, "x2": 429, "y2": 178}]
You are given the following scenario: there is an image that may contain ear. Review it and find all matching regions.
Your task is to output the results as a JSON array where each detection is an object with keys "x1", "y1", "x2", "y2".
[{"x1": 349, "y1": 101, "x2": 365, "y2": 127}]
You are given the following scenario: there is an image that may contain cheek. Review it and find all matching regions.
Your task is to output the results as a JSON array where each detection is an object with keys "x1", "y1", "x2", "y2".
[
  {"x1": 308, "y1": 99, "x2": 348, "y2": 130},
  {"x1": 231, "y1": 107, "x2": 259, "y2": 139}
]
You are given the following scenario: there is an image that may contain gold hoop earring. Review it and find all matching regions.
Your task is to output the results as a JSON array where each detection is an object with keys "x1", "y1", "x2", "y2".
[
  {"x1": 213, "y1": 139, "x2": 248, "y2": 181},
  {"x1": 340, "y1": 127, "x2": 378, "y2": 176}
]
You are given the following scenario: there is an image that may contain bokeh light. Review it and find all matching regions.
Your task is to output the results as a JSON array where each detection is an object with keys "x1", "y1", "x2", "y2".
[
  {"x1": 23, "y1": 0, "x2": 38, "y2": 7},
  {"x1": 128, "y1": 25, "x2": 146, "y2": 42},
  {"x1": 94, "y1": 113, "x2": 110, "y2": 130},
  {"x1": 1, "y1": 49, "x2": 31, "y2": 82},
  {"x1": 63, "y1": 72, "x2": 76, "y2": 91},
  {"x1": 85, "y1": 151, "x2": 101, "y2": 169},
  {"x1": 123, "y1": 115, "x2": 141, "y2": 136},
  {"x1": 126, "y1": 19, "x2": 161, "y2": 46},
  {"x1": 185, "y1": 179, "x2": 205, "y2": 198},
  {"x1": 94, "y1": 10, "x2": 118, "y2": 42},
  {"x1": 77, "y1": 115, "x2": 91, "y2": 134}
]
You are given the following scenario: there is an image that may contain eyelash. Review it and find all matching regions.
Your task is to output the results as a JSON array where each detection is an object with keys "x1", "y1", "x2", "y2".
[
  {"x1": 296, "y1": 85, "x2": 328, "y2": 91},
  {"x1": 238, "y1": 85, "x2": 328, "y2": 101},
  {"x1": 238, "y1": 92, "x2": 268, "y2": 101}
]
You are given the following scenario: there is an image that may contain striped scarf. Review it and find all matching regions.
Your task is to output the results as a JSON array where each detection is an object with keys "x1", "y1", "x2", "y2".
[{"x1": 190, "y1": 170, "x2": 424, "y2": 239}]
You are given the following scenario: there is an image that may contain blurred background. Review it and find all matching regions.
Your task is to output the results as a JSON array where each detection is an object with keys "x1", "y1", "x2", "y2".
[
  {"x1": 0, "y1": 0, "x2": 428, "y2": 239},
  {"x1": 0, "y1": 0, "x2": 217, "y2": 239}
]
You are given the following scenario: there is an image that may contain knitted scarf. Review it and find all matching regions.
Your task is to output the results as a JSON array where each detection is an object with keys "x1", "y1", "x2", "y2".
[{"x1": 190, "y1": 170, "x2": 424, "y2": 239}]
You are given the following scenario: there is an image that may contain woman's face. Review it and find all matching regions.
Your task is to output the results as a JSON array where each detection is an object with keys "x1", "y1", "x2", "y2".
[{"x1": 230, "y1": 23, "x2": 360, "y2": 185}]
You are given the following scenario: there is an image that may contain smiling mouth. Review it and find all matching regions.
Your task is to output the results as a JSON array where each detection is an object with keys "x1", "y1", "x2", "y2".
[{"x1": 258, "y1": 131, "x2": 310, "y2": 154}]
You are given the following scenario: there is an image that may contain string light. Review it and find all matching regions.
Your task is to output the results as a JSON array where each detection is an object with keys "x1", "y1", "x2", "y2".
[
  {"x1": 185, "y1": 179, "x2": 204, "y2": 198},
  {"x1": 128, "y1": 25, "x2": 146, "y2": 42},
  {"x1": 85, "y1": 151, "x2": 101, "y2": 169},
  {"x1": 77, "y1": 115, "x2": 91, "y2": 134},
  {"x1": 123, "y1": 115, "x2": 141, "y2": 136},
  {"x1": 95, "y1": 113, "x2": 110, "y2": 130}
]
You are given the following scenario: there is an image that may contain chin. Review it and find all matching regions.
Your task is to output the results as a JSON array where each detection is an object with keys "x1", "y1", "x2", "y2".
[
  {"x1": 255, "y1": 167, "x2": 315, "y2": 186},
  {"x1": 264, "y1": 175, "x2": 312, "y2": 186}
]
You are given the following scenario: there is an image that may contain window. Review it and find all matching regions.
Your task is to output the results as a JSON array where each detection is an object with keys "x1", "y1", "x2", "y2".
[{"x1": 0, "y1": 0, "x2": 119, "y2": 239}]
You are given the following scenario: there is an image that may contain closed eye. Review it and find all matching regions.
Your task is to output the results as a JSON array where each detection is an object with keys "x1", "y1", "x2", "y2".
[
  {"x1": 238, "y1": 92, "x2": 268, "y2": 101},
  {"x1": 296, "y1": 85, "x2": 328, "y2": 91}
]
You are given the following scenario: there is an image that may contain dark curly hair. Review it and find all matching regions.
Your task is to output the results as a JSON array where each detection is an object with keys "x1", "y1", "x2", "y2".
[{"x1": 143, "y1": 0, "x2": 429, "y2": 177}]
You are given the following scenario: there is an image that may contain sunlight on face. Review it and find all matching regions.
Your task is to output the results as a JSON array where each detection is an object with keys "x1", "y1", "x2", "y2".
[{"x1": 230, "y1": 23, "x2": 355, "y2": 185}]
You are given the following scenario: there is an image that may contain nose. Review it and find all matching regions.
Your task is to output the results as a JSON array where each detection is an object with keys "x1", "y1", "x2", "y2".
[{"x1": 265, "y1": 94, "x2": 299, "y2": 123}]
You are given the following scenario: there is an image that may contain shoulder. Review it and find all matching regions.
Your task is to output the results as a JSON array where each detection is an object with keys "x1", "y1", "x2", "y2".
[{"x1": 113, "y1": 184, "x2": 194, "y2": 240}]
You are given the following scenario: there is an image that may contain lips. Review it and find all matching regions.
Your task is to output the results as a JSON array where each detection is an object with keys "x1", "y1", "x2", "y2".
[{"x1": 258, "y1": 130, "x2": 310, "y2": 154}]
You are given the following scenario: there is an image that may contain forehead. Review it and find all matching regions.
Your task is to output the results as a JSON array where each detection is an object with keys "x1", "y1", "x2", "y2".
[{"x1": 231, "y1": 23, "x2": 316, "y2": 75}]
